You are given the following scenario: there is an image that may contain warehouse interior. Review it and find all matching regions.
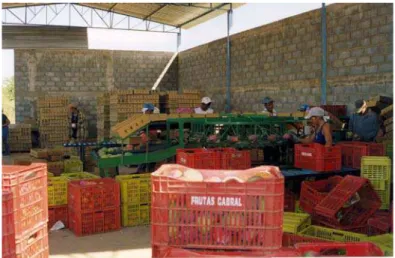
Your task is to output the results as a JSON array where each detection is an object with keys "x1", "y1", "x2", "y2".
[{"x1": 1, "y1": 2, "x2": 394, "y2": 258}]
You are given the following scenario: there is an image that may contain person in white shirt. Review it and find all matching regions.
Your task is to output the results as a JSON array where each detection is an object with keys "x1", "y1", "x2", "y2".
[
  {"x1": 194, "y1": 97, "x2": 214, "y2": 114},
  {"x1": 262, "y1": 97, "x2": 277, "y2": 116}
]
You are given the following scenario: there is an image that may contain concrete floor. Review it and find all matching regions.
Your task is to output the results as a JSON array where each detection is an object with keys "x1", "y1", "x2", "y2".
[
  {"x1": 48, "y1": 227, "x2": 152, "y2": 258},
  {"x1": 2, "y1": 153, "x2": 153, "y2": 258}
]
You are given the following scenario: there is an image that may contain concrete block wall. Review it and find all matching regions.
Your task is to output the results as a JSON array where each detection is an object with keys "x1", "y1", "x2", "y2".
[
  {"x1": 14, "y1": 49, "x2": 177, "y2": 137},
  {"x1": 178, "y1": 3, "x2": 393, "y2": 113}
]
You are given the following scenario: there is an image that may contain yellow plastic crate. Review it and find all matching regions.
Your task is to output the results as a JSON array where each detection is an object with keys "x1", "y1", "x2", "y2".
[
  {"x1": 295, "y1": 201, "x2": 307, "y2": 213},
  {"x1": 283, "y1": 212, "x2": 311, "y2": 234},
  {"x1": 64, "y1": 159, "x2": 83, "y2": 173},
  {"x1": 121, "y1": 203, "x2": 150, "y2": 227},
  {"x1": 47, "y1": 176, "x2": 68, "y2": 206},
  {"x1": 299, "y1": 225, "x2": 367, "y2": 242},
  {"x1": 361, "y1": 156, "x2": 392, "y2": 181},
  {"x1": 367, "y1": 234, "x2": 393, "y2": 256},
  {"x1": 62, "y1": 172, "x2": 100, "y2": 181},
  {"x1": 116, "y1": 174, "x2": 151, "y2": 204},
  {"x1": 48, "y1": 172, "x2": 54, "y2": 177},
  {"x1": 361, "y1": 156, "x2": 391, "y2": 210}
]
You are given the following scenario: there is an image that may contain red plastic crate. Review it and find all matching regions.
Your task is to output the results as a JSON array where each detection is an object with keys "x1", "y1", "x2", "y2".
[
  {"x1": 219, "y1": 148, "x2": 251, "y2": 170},
  {"x1": 151, "y1": 165, "x2": 284, "y2": 252},
  {"x1": 284, "y1": 190, "x2": 296, "y2": 212},
  {"x1": 3, "y1": 223, "x2": 48, "y2": 258},
  {"x1": 294, "y1": 242, "x2": 383, "y2": 256},
  {"x1": 339, "y1": 142, "x2": 385, "y2": 168},
  {"x1": 3, "y1": 191, "x2": 16, "y2": 258},
  {"x1": 299, "y1": 176, "x2": 343, "y2": 214},
  {"x1": 176, "y1": 149, "x2": 222, "y2": 169},
  {"x1": 320, "y1": 105, "x2": 347, "y2": 117},
  {"x1": 313, "y1": 175, "x2": 382, "y2": 228},
  {"x1": 68, "y1": 178, "x2": 120, "y2": 212},
  {"x1": 176, "y1": 148, "x2": 251, "y2": 170},
  {"x1": 367, "y1": 211, "x2": 391, "y2": 236},
  {"x1": 282, "y1": 233, "x2": 330, "y2": 248},
  {"x1": 68, "y1": 207, "x2": 121, "y2": 236},
  {"x1": 48, "y1": 205, "x2": 68, "y2": 229},
  {"x1": 2, "y1": 164, "x2": 48, "y2": 239},
  {"x1": 294, "y1": 144, "x2": 341, "y2": 172},
  {"x1": 160, "y1": 247, "x2": 301, "y2": 257}
]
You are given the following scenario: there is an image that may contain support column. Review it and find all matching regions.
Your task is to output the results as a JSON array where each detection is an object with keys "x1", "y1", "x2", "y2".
[
  {"x1": 225, "y1": 6, "x2": 233, "y2": 113},
  {"x1": 321, "y1": 3, "x2": 327, "y2": 105}
]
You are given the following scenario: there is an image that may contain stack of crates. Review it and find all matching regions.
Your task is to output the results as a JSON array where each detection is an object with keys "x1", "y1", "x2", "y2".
[
  {"x1": 162, "y1": 90, "x2": 201, "y2": 114},
  {"x1": 109, "y1": 90, "x2": 160, "y2": 127},
  {"x1": 47, "y1": 176, "x2": 69, "y2": 229},
  {"x1": 8, "y1": 124, "x2": 31, "y2": 152},
  {"x1": 68, "y1": 178, "x2": 120, "y2": 236},
  {"x1": 361, "y1": 156, "x2": 392, "y2": 210},
  {"x1": 116, "y1": 174, "x2": 151, "y2": 227},
  {"x1": 97, "y1": 93, "x2": 111, "y2": 141},
  {"x1": 2, "y1": 163, "x2": 49, "y2": 258},
  {"x1": 37, "y1": 96, "x2": 69, "y2": 148}
]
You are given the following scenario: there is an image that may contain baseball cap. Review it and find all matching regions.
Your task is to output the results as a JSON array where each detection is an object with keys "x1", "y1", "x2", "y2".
[
  {"x1": 201, "y1": 97, "x2": 212, "y2": 104},
  {"x1": 299, "y1": 104, "x2": 310, "y2": 111},
  {"x1": 304, "y1": 107, "x2": 325, "y2": 119},
  {"x1": 355, "y1": 99, "x2": 367, "y2": 113},
  {"x1": 142, "y1": 103, "x2": 155, "y2": 113},
  {"x1": 262, "y1": 97, "x2": 274, "y2": 104}
]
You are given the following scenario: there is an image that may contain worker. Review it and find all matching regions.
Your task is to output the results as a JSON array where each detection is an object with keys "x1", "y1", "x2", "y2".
[
  {"x1": 262, "y1": 97, "x2": 277, "y2": 116},
  {"x1": 2, "y1": 111, "x2": 10, "y2": 156},
  {"x1": 195, "y1": 97, "x2": 214, "y2": 114},
  {"x1": 284, "y1": 107, "x2": 333, "y2": 147},
  {"x1": 68, "y1": 103, "x2": 87, "y2": 143},
  {"x1": 348, "y1": 99, "x2": 380, "y2": 142},
  {"x1": 137, "y1": 103, "x2": 160, "y2": 173},
  {"x1": 142, "y1": 103, "x2": 160, "y2": 114}
]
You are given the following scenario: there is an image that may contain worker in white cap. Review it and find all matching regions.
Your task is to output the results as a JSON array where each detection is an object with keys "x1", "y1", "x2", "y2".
[
  {"x1": 68, "y1": 103, "x2": 87, "y2": 143},
  {"x1": 284, "y1": 107, "x2": 332, "y2": 147},
  {"x1": 262, "y1": 97, "x2": 277, "y2": 116},
  {"x1": 194, "y1": 97, "x2": 214, "y2": 114}
]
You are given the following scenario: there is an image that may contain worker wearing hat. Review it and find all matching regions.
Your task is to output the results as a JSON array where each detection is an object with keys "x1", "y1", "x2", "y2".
[
  {"x1": 68, "y1": 103, "x2": 87, "y2": 143},
  {"x1": 142, "y1": 103, "x2": 160, "y2": 114},
  {"x1": 348, "y1": 99, "x2": 379, "y2": 142},
  {"x1": 137, "y1": 103, "x2": 160, "y2": 173},
  {"x1": 284, "y1": 107, "x2": 333, "y2": 147},
  {"x1": 195, "y1": 97, "x2": 214, "y2": 114},
  {"x1": 262, "y1": 97, "x2": 277, "y2": 116}
]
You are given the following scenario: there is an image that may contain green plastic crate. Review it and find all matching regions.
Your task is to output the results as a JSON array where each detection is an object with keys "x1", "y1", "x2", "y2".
[
  {"x1": 299, "y1": 225, "x2": 367, "y2": 242},
  {"x1": 367, "y1": 234, "x2": 393, "y2": 256}
]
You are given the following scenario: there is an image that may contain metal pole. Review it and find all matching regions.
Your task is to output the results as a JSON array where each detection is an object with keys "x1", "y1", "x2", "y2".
[
  {"x1": 225, "y1": 6, "x2": 233, "y2": 113},
  {"x1": 321, "y1": 3, "x2": 327, "y2": 105}
]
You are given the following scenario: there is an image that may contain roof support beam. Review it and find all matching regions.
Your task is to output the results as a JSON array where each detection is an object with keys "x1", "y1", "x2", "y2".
[
  {"x1": 143, "y1": 4, "x2": 167, "y2": 21},
  {"x1": 177, "y1": 3, "x2": 230, "y2": 28}
]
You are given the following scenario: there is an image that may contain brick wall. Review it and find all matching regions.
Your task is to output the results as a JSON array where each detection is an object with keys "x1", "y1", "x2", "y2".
[
  {"x1": 14, "y1": 49, "x2": 177, "y2": 137},
  {"x1": 178, "y1": 3, "x2": 393, "y2": 113}
]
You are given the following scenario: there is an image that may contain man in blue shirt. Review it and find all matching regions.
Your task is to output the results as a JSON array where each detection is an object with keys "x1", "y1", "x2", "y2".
[
  {"x1": 2, "y1": 112, "x2": 10, "y2": 156},
  {"x1": 349, "y1": 100, "x2": 380, "y2": 142}
]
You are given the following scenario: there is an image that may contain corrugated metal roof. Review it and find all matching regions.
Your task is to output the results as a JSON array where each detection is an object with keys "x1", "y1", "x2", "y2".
[{"x1": 2, "y1": 3, "x2": 243, "y2": 29}]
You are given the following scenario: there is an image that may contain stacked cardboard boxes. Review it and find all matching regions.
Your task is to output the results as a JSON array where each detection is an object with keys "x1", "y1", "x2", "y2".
[
  {"x1": 109, "y1": 90, "x2": 160, "y2": 127},
  {"x1": 8, "y1": 124, "x2": 31, "y2": 152},
  {"x1": 162, "y1": 90, "x2": 201, "y2": 113},
  {"x1": 37, "y1": 96, "x2": 69, "y2": 148},
  {"x1": 97, "y1": 93, "x2": 111, "y2": 141}
]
